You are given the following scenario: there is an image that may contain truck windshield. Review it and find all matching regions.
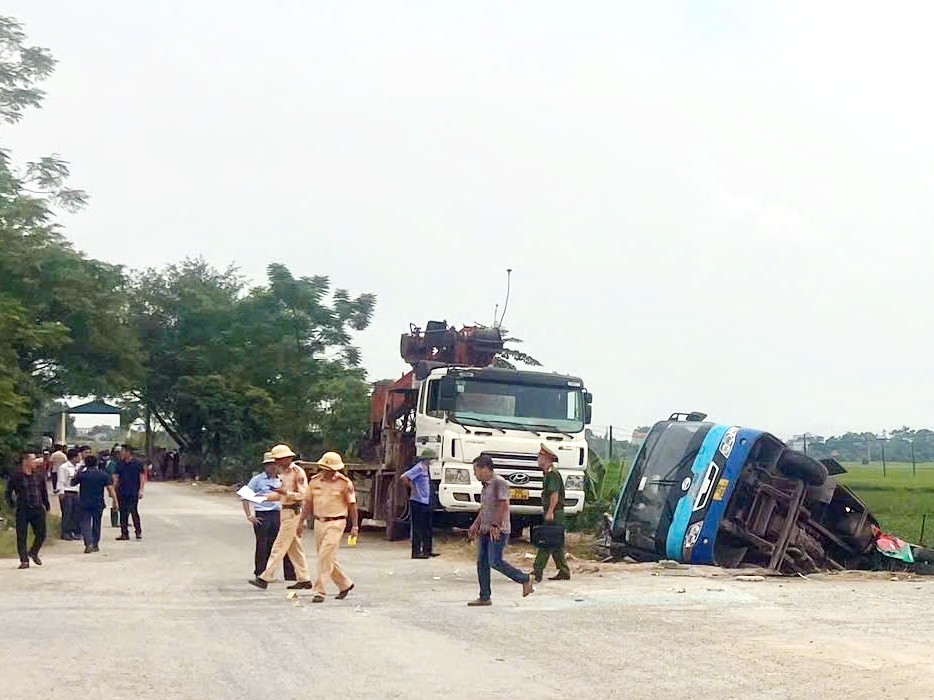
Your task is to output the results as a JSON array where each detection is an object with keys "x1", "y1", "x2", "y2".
[
  {"x1": 451, "y1": 378, "x2": 585, "y2": 434},
  {"x1": 613, "y1": 421, "x2": 711, "y2": 554}
]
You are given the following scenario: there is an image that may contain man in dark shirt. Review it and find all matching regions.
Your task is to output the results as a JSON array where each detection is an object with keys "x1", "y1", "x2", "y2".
[
  {"x1": 72, "y1": 455, "x2": 116, "y2": 554},
  {"x1": 6, "y1": 452, "x2": 50, "y2": 569},
  {"x1": 113, "y1": 444, "x2": 146, "y2": 540}
]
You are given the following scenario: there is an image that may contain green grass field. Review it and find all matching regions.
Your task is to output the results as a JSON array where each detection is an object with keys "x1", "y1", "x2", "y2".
[
  {"x1": 594, "y1": 460, "x2": 934, "y2": 546},
  {"x1": 838, "y1": 462, "x2": 934, "y2": 546}
]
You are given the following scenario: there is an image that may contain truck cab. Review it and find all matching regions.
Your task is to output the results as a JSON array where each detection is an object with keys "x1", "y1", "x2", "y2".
[{"x1": 416, "y1": 366, "x2": 591, "y2": 534}]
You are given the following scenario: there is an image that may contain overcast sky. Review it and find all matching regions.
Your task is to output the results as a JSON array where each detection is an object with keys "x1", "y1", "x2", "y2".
[{"x1": 6, "y1": 2, "x2": 934, "y2": 438}]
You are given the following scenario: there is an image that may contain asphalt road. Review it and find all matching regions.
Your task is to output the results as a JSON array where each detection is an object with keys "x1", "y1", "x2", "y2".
[{"x1": 2, "y1": 482, "x2": 934, "y2": 700}]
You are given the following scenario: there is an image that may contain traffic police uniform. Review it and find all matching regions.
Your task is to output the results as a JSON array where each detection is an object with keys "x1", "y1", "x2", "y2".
[
  {"x1": 306, "y1": 451, "x2": 357, "y2": 600},
  {"x1": 256, "y1": 445, "x2": 311, "y2": 586}
]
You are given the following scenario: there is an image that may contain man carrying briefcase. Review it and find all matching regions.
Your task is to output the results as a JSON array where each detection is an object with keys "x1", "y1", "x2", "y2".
[{"x1": 532, "y1": 443, "x2": 571, "y2": 582}]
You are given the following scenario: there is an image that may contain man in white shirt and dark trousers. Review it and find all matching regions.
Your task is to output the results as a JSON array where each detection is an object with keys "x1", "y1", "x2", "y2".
[
  {"x1": 57, "y1": 448, "x2": 81, "y2": 540},
  {"x1": 242, "y1": 452, "x2": 296, "y2": 582}
]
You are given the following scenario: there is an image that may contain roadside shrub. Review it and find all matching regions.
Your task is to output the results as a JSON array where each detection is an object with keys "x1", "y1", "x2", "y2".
[{"x1": 567, "y1": 499, "x2": 614, "y2": 533}]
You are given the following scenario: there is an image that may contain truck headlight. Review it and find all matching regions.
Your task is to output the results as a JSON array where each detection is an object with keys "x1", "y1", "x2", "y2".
[
  {"x1": 564, "y1": 474, "x2": 584, "y2": 491},
  {"x1": 444, "y1": 467, "x2": 471, "y2": 485}
]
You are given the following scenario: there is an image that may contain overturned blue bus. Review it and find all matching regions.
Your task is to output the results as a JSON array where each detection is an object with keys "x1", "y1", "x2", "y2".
[{"x1": 610, "y1": 413, "x2": 933, "y2": 575}]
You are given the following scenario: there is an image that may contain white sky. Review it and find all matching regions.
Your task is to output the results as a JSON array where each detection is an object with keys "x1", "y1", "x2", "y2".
[{"x1": 6, "y1": 2, "x2": 934, "y2": 438}]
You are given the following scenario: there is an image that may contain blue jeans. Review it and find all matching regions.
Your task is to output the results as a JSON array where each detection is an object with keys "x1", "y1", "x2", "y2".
[{"x1": 477, "y1": 532, "x2": 529, "y2": 601}]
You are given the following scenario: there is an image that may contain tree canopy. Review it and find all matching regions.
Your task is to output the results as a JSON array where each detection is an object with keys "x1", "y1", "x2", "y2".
[
  {"x1": 126, "y1": 259, "x2": 376, "y2": 477},
  {"x1": 0, "y1": 16, "x2": 139, "y2": 460}
]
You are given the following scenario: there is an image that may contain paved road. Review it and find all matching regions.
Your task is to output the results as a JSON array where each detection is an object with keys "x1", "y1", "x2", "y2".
[{"x1": 2, "y1": 482, "x2": 934, "y2": 699}]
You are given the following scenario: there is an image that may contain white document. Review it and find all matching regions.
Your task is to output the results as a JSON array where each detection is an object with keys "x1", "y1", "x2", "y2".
[{"x1": 236, "y1": 485, "x2": 267, "y2": 504}]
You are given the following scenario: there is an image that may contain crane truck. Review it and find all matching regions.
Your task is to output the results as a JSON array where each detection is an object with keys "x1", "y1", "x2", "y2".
[{"x1": 309, "y1": 321, "x2": 593, "y2": 540}]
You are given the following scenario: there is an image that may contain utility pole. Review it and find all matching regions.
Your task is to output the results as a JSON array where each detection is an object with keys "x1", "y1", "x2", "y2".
[
  {"x1": 608, "y1": 425, "x2": 614, "y2": 461},
  {"x1": 909, "y1": 438, "x2": 916, "y2": 476},
  {"x1": 145, "y1": 403, "x2": 153, "y2": 461},
  {"x1": 803, "y1": 433, "x2": 808, "y2": 455},
  {"x1": 879, "y1": 431, "x2": 887, "y2": 477}
]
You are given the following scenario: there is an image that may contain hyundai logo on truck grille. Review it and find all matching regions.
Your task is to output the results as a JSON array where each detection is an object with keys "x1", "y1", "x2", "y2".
[{"x1": 507, "y1": 473, "x2": 531, "y2": 485}]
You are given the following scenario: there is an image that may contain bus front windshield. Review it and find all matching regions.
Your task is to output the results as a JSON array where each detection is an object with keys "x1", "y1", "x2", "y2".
[{"x1": 450, "y1": 378, "x2": 585, "y2": 434}]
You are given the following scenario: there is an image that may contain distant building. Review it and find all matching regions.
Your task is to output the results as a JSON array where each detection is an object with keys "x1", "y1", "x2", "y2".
[{"x1": 788, "y1": 434, "x2": 825, "y2": 452}]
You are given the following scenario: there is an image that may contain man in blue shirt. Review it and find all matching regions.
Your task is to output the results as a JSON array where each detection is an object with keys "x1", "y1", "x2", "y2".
[
  {"x1": 72, "y1": 455, "x2": 116, "y2": 554},
  {"x1": 242, "y1": 452, "x2": 296, "y2": 581},
  {"x1": 401, "y1": 448, "x2": 438, "y2": 559}
]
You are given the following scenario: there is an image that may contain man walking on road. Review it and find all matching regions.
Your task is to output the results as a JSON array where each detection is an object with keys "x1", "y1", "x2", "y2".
[
  {"x1": 241, "y1": 451, "x2": 296, "y2": 582},
  {"x1": 57, "y1": 448, "x2": 81, "y2": 540},
  {"x1": 401, "y1": 448, "x2": 438, "y2": 559},
  {"x1": 249, "y1": 444, "x2": 312, "y2": 591},
  {"x1": 302, "y1": 451, "x2": 359, "y2": 603},
  {"x1": 6, "y1": 453, "x2": 49, "y2": 569},
  {"x1": 467, "y1": 455, "x2": 534, "y2": 606},
  {"x1": 72, "y1": 455, "x2": 116, "y2": 554},
  {"x1": 532, "y1": 443, "x2": 570, "y2": 582},
  {"x1": 114, "y1": 445, "x2": 146, "y2": 540}
]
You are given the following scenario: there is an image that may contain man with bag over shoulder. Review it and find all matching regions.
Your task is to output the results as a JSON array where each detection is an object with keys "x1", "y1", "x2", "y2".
[{"x1": 532, "y1": 443, "x2": 570, "y2": 582}]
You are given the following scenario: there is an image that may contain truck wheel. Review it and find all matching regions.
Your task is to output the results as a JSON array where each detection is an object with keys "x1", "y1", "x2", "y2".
[
  {"x1": 384, "y1": 485, "x2": 411, "y2": 541},
  {"x1": 386, "y1": 517, "x2": 410, "y2": 541},
  {"x1": 509, "y1": 517, "x2": 526, "y2": 542},
  {"x1": 777, "y1": 450, "x2": 828, "y2": 487}
]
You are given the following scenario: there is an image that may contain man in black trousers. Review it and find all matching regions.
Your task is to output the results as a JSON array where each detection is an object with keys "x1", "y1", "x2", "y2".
[
  {"x1": 72, "y1": 455, "x2": 116, "y2": 554},
  {"x1": 401, "y1": 449, "x2": 439, "y2": 559},
  {"x1": 241, "y1": 451, "x2": 296, "y2": 581},
  {"x1": 6, "y1": 452, "x2": 49, "y2": 569},
  {"x1": 113, "y1": 445, "x2": 146, "y2": 540}
]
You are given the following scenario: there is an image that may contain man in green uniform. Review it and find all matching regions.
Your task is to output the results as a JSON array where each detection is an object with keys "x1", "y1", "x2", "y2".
[{"x1": 532, "y1": 443, "x2": 570, "y2": 582}]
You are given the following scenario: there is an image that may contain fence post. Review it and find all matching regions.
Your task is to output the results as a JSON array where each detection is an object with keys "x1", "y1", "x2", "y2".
[
  {"x1": 608, "y1": 425, "x2": 613, "y2": 461},
  {"x1": 921, "y1": 514, "x2": 927, "y2": 547}
]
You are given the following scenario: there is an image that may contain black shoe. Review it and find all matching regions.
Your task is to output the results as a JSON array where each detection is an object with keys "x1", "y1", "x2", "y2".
[
  {"x1": 548, "y1": 572, "x2": 571, "y2": 581},
  {"x1": 336, "y1": 584, "x2": 354, "y2": 600},
  {"x1": 92, "y1": 545, "x2": 100, "y2": 552},
  {"x1": 84, "y1": 546, "x2": 93, "y2": 554},
  {"x1": 29, "y1": 552, "x2": 42, "y2": 566},
  {"x1": 248, "y1": 578, "x2": 268, "y2": 590},
  {"x1": 312, "y1": 595, "x2": 325, "y2": 603},
  {"x1": 286, "y1": 581, "x2": 313, "y2": 590},
  {"x1": 532, "y1": 571, "x2": 543, "y2": 583},
  {"x1": 429, "y1": 552, "x2": 440, "y2": 557},
  {"x1": 18, "y1": 561, "x2": 29, "y2": 570},
  {"x1": 135, "y1": 533, "x2": 142, "y2": 540},
  {"x1": 412, "y1": 554, "x2": 430, "y2": 559},
  {"x1": 116, "y1": 535, "x2": 130, "y2": 541}
]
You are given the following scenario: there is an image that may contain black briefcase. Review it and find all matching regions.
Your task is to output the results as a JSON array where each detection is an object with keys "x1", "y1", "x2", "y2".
[{"x1": 531, "y1": 523, "x2": 565, "y2": 549}]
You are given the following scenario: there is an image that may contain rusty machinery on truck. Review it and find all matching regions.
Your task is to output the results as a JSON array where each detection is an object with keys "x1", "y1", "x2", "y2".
[{"x1": 361, "y1": 321, "x2": 504, "y2": 539}]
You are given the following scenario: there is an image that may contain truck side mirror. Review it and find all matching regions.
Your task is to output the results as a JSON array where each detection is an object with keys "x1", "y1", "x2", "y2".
[
  {"x1": 585, "y1": 404, "x2": 593, "y2": 424},
  {"x1": 584, "y1": 391, "x2": 593, "y2": 404},
  {"x1": 437, "y1": 376, "x2": 457, "y2": 412}
]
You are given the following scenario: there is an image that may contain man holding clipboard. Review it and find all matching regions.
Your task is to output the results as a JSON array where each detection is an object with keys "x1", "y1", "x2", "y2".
[{"x1": 240, "y1": 451, "x2": 296, "y2": 582}]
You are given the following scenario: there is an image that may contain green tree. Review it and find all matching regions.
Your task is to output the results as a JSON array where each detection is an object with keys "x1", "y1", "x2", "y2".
[
  {"x1": 129, "y1": 259, "x2": 376, "y2": 477},
  {"x1": 0, "y1": 16, "x2": 141, "y2": 462}
]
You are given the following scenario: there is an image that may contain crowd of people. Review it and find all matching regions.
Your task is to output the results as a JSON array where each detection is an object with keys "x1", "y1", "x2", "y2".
[
  {"x1": 8, "y1": 436, "x2": 572, "y2": 605},
  {"x1": 5, "y1": 444, "x2": 148, "y2": 568},
  {"x1": 241, "y1": 441, "x2": 570, "y2": 605}
]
